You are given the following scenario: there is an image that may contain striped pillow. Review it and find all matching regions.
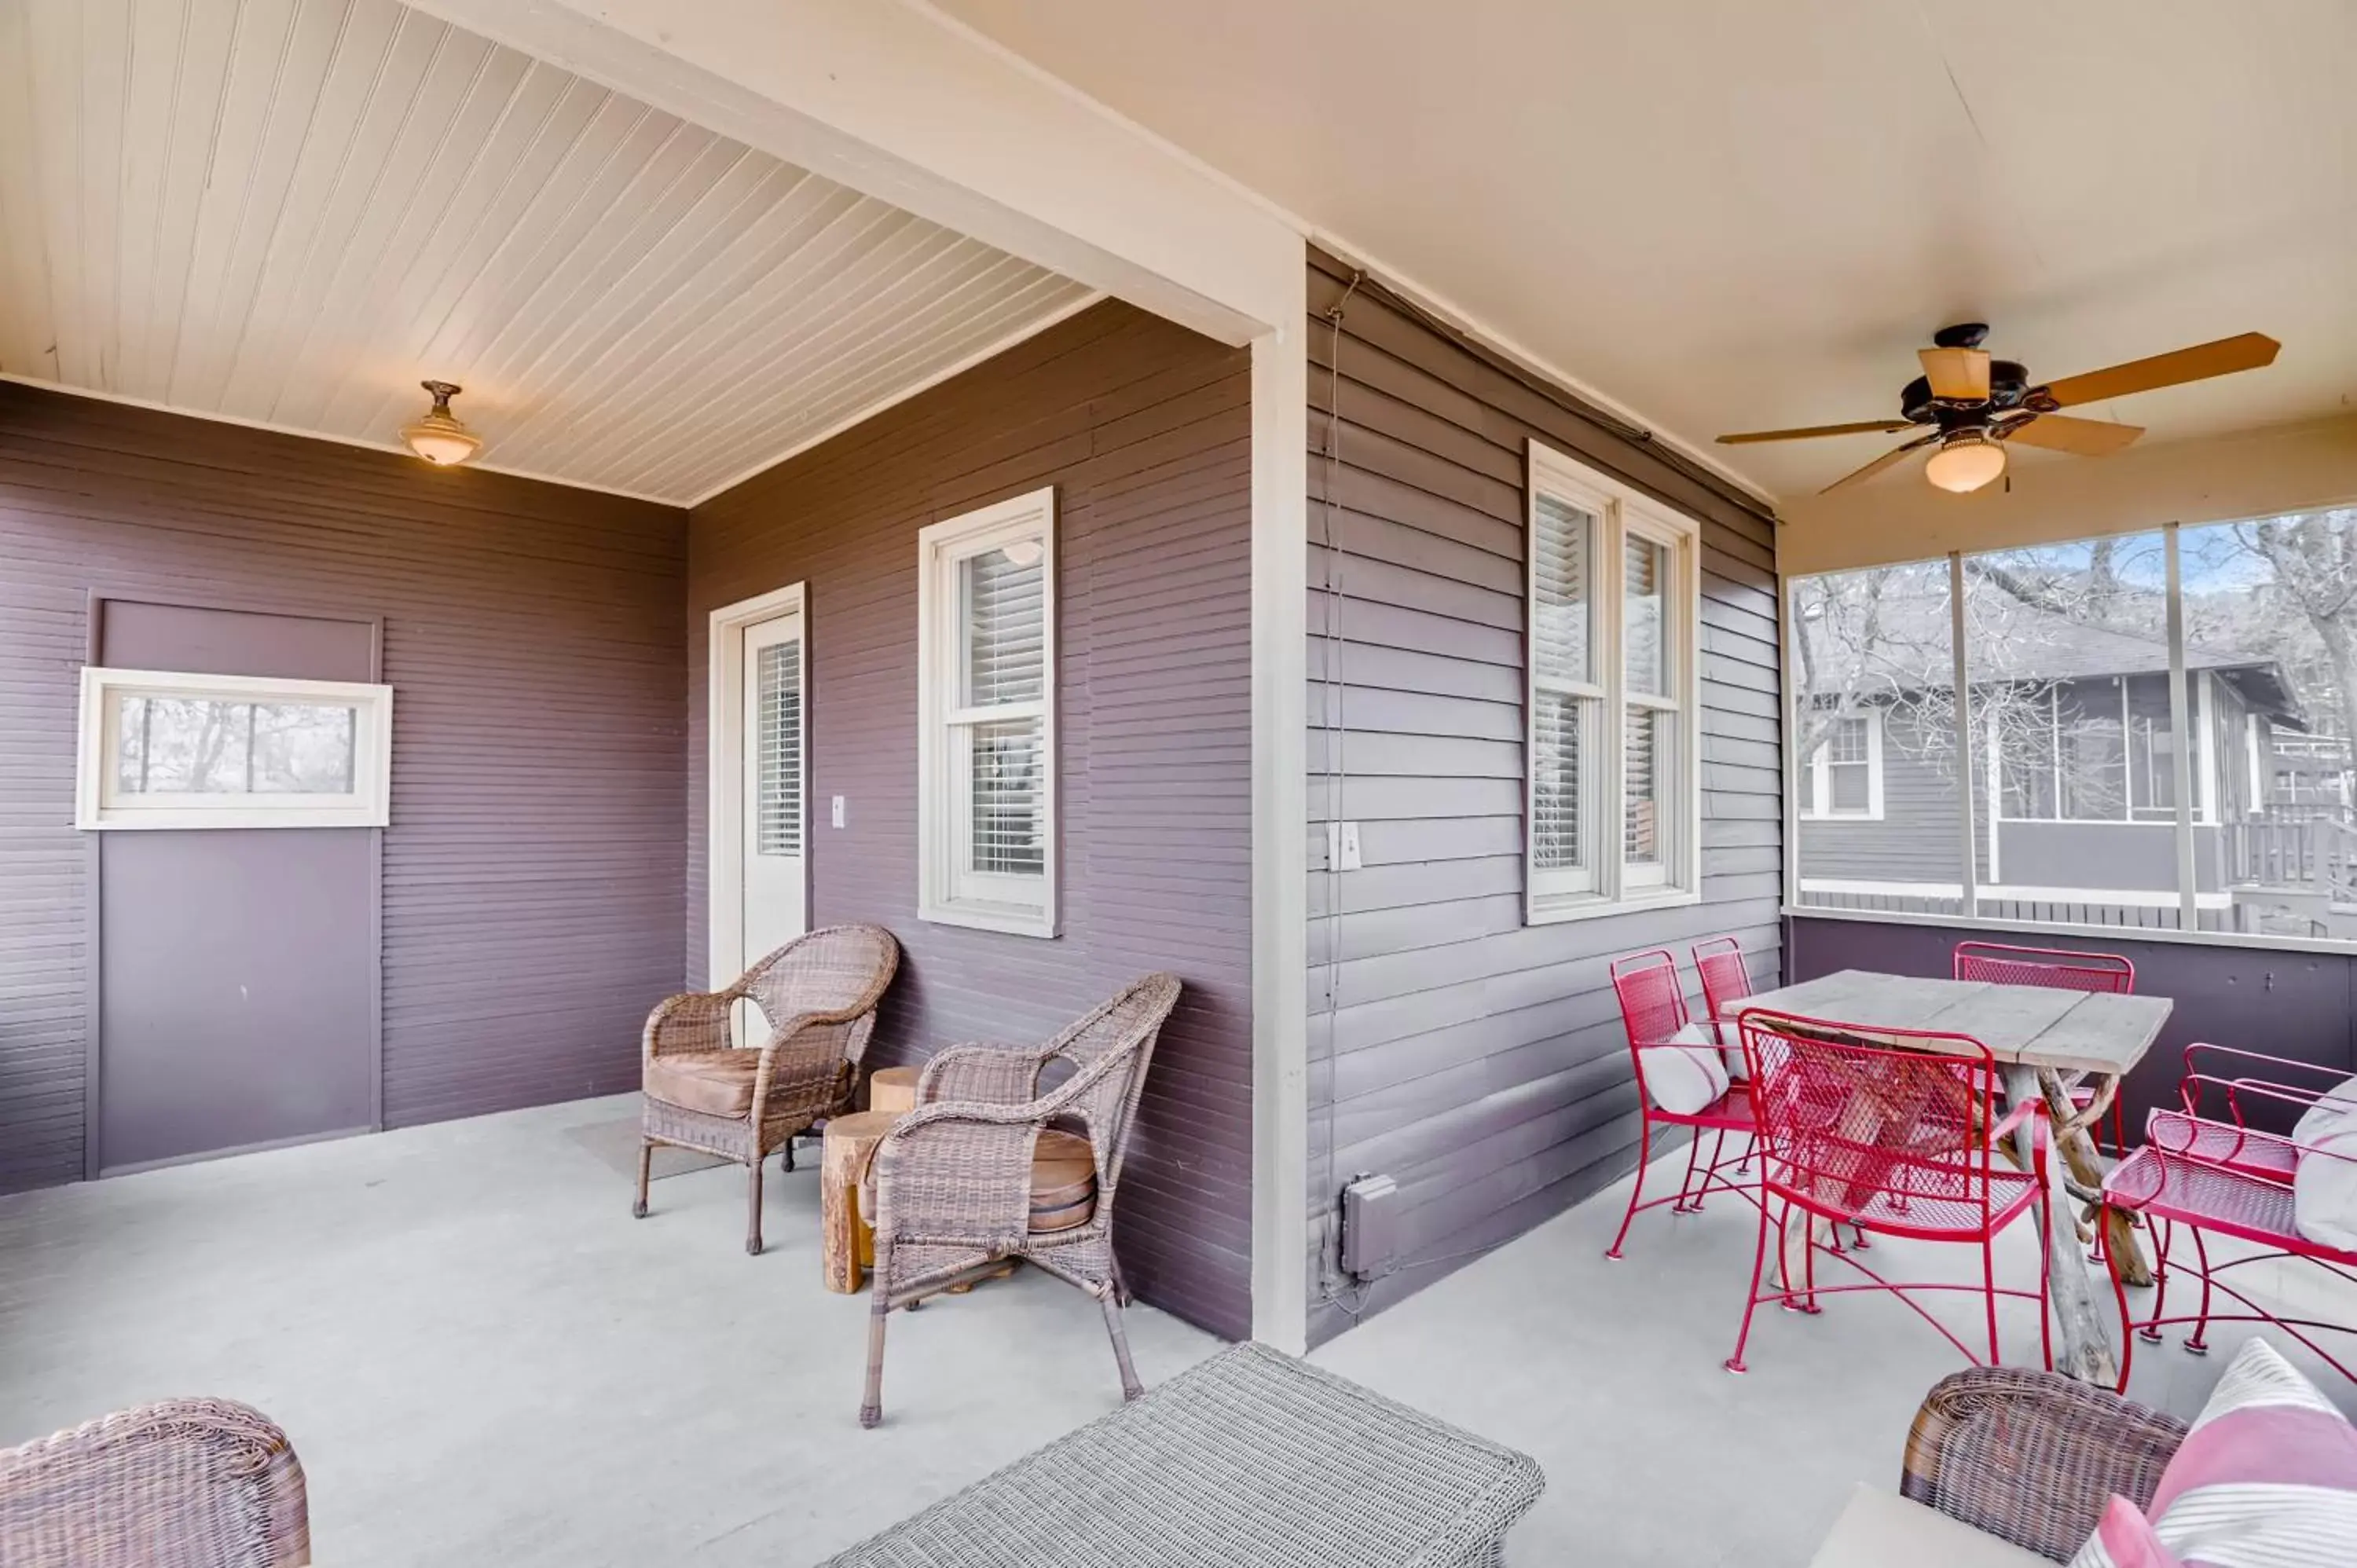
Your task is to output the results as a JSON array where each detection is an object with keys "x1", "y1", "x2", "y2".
[{"x1": 2069, "y1": 1338, "x2": 2357, "y2": 1568}]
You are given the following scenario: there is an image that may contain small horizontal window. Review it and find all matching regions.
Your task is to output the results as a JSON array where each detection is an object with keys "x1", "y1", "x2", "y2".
[{"x1": 78, "y1": 668, "x2": 392, "y2": 830}]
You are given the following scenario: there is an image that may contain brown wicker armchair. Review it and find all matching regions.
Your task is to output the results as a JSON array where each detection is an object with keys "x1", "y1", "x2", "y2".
[
  {"x1": 1900, "y1": 1366, "x2": 2190, "y2": 1562},
  {"x1": 636, "y1": 923, "x2": 900, "y2": 1255},
  {"x1": 859, "y1": 973, "x2": 1182, "y2": 1428},
  {"x1": 0, "y1": 1398, "x2": 310, "y2": 1567}
]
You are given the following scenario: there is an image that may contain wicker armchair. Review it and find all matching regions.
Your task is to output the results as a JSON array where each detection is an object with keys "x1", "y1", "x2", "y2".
[
  {"x1": 635, "y1": 923, "x2": 900, "y2": 1255},
  {"x1": 1900, "y1": 1366, "x2": 2189, "y2": 1562},
  {"x1": 0, "y1": 1398, "x2": 310, "y2": 1567},
  {"x1": 859, "y1": 973, "x2": 1182, "y2": 1428}
]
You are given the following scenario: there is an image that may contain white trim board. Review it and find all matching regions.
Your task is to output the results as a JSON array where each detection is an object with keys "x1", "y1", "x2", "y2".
[
  {"x1": 707, "y1": 581, "x2": 808, "y2": 989},
  {"x1": 1797, "y1": 878, "x2": 2231, "y2": 912},
  {"x1": 1789, "y1": 903, "x2": 2357, "y2": 960}
]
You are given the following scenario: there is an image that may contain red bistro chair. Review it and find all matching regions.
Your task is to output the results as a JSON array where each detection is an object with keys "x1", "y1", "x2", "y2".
[
  {"x1": 2100, "y1": 1078, "x2": 2357, "y2": 1390},
  {"x1": 1725, "y1": 1009, "x2": 2051, "y2": 1375},
  {"x1": 1604, "y1": 951, "x2": 1758, "y2": 1260},
  {"x1": 1953, "y1": 940, "x2": 2136, "y2": 1153},
  {"x1": 1691, "y1": 936, "x2": 1753, "y2": 1053}
]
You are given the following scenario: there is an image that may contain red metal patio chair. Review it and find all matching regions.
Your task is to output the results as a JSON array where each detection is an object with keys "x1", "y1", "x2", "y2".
[
  {"x1": 2099, "y1": 1082, "x2": 2357, "y2": 1390},
  {"x1": 1953, "y1": 940, "x2": 2136, "y2": 1154},
  {"x1": 1725, "y1": 1009, "x2": 2051, "y2": 1374},
  {"x1": 1604, "y1": 950, "x2": 1760, "y2": 1260}
]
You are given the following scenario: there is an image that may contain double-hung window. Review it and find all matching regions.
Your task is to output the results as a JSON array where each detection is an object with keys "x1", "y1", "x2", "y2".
[
  {"x1": 917, "y1": 486, "x2": 1058, "y2": 937},
  {"x1": 1525, "y1": 441, "x2": 1701, "y2": 921},
  {"x1": 1802, "y1": 710, "x2": 1884, "y2": 819}
]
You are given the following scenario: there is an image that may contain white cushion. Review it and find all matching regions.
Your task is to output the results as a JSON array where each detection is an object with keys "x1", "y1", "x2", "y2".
[
  {"x1": 2294, "y1": 1121, "x2": 2357, "y2": 1255},
  {"x1": 1810, "y1": 1485, "x2": 2050, "y2": 1568},
  {"x1": 2293, "y1": 1074, "x2": 2357, "y2": 1145},
  {"x1": 1646, "y1": 1021, "x2": 1730, "y2": 1116}
]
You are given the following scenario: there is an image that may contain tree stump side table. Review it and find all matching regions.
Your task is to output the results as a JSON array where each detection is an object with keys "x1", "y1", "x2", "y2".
[
  {"x1": 821, "y1": 1109, "x2": 900, "y2": 1293},
  {"x1": 867, "y1": 1065, "x2": 920, "y2": 1116}
]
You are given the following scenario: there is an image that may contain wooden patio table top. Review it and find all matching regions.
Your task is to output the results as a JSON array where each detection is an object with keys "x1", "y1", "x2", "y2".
[{"x1": 1719, "y1": 969, "x2": 2172, "y2": 1078}]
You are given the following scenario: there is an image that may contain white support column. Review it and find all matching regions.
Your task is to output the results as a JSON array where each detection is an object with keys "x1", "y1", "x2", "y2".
[
  {"x1": 1250, "y1": 280, "x2": 1311, "y2": 1354},
  {"x1": 1948, "y1": 554, "x2": 1979, "y2": 917},
  {"x1": 2165, "y1": 526, "x2": 2201, "y2": 930}
]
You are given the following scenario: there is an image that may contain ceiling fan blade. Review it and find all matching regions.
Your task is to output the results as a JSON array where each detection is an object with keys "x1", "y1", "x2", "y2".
[
  {"x1": 1919, "y1": 346, "x2": 1991, "y2": 401},
  {"x1": 1820, "y1": 433, "x2": 1939, "y2": 495},
  {"x1": 1717, "y1": 419, "x2": 1915, "y2": 445},
  {"x1": 2000, "y1": 414, "x2": 2145, "y2": 456},
  {"x1": 2038, "y1": 332, "x2": 2280, "y2": 408}
]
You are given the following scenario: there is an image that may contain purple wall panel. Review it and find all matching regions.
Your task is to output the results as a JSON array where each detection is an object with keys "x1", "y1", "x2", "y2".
[
  {"x1": 0, "y1": 383, "x2": 687, "y2": 1191},
  {"x1": 687, "y1": 302, "x2": 1255, "y2": 1339},
  {"x1": 1786, "y1": 914, "x2": 2357, "y2": 1141}
]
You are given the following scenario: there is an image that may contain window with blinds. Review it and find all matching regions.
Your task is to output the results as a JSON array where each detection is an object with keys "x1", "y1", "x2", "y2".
[
  {"x1": 756, "y1": 639, "x2": 801, "y2": 856},
  {"x1": 1525, "y1": 441, "x2": 1700, "y2": 921},
  {"x1": 917, "y1": 488, "x2": 1059, "y2": 936}
]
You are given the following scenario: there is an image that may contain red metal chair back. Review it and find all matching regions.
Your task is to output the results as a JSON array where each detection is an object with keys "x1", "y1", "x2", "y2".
[
  {"x1": 1610, "y1": 950, "x2": 1689, "y2": 1050},
  {"x1": 1736, "y1": 1009, "x2": 2004, "y2": 1233},
  {"x1": 1952, "y1": 940, "x2": 2134, "y2": 994},
  {"x1": 1692, "y1": 937, "x2": 1752, "y2": 1027}
]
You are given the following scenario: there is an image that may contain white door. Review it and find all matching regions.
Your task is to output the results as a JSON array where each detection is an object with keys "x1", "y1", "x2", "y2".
[{"x1": 736, "y1": 610, "x2": 807, "y2": 1041}]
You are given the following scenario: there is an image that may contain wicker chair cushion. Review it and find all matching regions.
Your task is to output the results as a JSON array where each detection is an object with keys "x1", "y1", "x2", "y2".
[{"x1": 644, "y1": 1051, "x2": 761, "y2": 1117}]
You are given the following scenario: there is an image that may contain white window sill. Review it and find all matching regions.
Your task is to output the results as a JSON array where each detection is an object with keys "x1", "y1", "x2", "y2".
[
  {"x1": 1525, "y1": 886, "x2": 1702, "y2": 927},
  {"x1": 920, "y1": 898, "x2": 1060, "y2": 940},
  {"x1": 1798, "y1": 811, "x2": 1885, "y2": 823},
  {"x1": 78, "y1": 807, "x2": 387, "y2": 830}
]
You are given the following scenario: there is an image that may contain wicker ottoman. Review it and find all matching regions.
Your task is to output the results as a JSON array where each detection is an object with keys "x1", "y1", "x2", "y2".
[{"x1": 819, "y1": 1341, "x2": 1545, "y2": 1566}]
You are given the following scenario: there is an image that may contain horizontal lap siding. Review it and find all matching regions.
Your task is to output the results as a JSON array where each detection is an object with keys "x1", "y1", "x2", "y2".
[
  {"x1": 0, "y1": 384, "x2": 687, "y2": 1190},
  {"x1": 1303, "y1": 253, "x2": 1782, "y2": 1344},
  {"x1": 687, "y1": 302, "x2": 1254, "y2": 1339}
]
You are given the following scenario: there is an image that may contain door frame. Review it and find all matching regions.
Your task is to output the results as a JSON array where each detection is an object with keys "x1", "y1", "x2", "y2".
[{"x1": 707, "y1": 582, "x2": 809, "y2": 989}]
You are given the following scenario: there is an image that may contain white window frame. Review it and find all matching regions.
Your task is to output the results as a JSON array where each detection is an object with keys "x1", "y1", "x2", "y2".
[
  {"x1": 75, "y1": 666, "x2": 393, "y2": 830},
  {"x1": 1801, "y1": 707, "x2": 1885, "y2": 821},
  {"x1": 917, "y1": 485, "x2": 1059, "y2": 938},
  {"x1": 1523, "y1": 441, "x2": 1703, "y2": 924}
]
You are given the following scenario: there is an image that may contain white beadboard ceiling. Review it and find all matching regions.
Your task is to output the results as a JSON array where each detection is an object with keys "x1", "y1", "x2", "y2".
[{"x1": 0, "y1": 0, "x2": 1098, "y2": 504}]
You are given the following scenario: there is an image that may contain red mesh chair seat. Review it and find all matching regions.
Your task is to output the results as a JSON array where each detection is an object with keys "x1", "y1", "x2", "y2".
[
  {"x1": 2099, "y1": 1130, "x2": 2357, "y2": 1389},
  {"x1": 2143, "y1": 1108, "x2": 2299, "y2": 1186}
]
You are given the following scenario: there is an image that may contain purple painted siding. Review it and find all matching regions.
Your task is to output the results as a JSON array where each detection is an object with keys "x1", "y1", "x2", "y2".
[
  {"x1": 687, "y1": 301, "x2": 1255, "y2": 1339},
  {"x1": 1787, "y1": 914, "x2": 2357, "y2": 1142},
  {"x1": 1303, "y1": 251, "x2": 1785, "y2": 1344},
  {"x1": 0, "y1": 382, "x2": 687, "y2": 1190}
]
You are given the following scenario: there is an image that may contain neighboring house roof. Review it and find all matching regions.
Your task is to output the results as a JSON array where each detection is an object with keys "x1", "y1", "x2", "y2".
[{"x1": 1798, "y1": 592, "x2": 2305, "y2": 725}]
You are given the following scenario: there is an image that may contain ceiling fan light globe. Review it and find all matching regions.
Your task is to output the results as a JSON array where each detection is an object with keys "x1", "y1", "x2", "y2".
[{"x1": 1924, "y1": 434, "x2": 2007, "y2": 493}]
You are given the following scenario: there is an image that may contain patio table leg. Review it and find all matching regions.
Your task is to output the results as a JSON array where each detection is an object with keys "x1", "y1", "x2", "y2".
[
  {"x1": 2032, "y1": 1068, "x2": 2151, "y2": 1291},
  {"x1": 2005, "y1": 1064, "x2": 2119, "y2": 1385}
]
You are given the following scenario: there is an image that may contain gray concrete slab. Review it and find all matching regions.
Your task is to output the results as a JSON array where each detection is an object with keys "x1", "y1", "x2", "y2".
[
  {"x1": 0, "y1": 1095, "x2": 1221, "y2": 1566},
  {"x1": 3, "y1": 1099, "x2": 2348, "y2": 1566}
]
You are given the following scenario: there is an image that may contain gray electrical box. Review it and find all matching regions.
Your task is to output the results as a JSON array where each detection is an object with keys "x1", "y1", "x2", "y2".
[{"x1": 1339, "y1": 1173, "x2": 1399, "y2": 1280}]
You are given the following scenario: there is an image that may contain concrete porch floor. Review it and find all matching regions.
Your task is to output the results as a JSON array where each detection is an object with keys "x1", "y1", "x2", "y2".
[{"x1": 2, "y1": 1097, "x2": 2350, "y2": 1565}]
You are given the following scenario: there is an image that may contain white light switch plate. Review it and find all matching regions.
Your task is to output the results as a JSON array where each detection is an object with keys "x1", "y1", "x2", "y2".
[
  {"x1": 830, "y1": 795, "x2": 846, "y2": 829},
  {"x1": 1325, "y1": 820, "x2": 1362, "y2": 871}
]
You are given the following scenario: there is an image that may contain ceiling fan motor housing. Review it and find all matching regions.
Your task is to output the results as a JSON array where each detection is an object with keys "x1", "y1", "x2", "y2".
[{"x1": 1901, "y1": 359, "x2": 2029, "y2": 426}]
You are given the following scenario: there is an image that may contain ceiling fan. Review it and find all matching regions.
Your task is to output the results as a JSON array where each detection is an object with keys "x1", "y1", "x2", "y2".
[{"x1": 1717, "y1": 325, "x2": 2281, "y2": 495}]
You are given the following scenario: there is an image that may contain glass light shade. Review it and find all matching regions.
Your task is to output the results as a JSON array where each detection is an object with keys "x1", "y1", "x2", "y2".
[
  {"x1": 400, "y1": 381, "x2": 482, "y2": 467},
  {"x1": 1924, "y1": 433, "x2": 2007, "y2": 493}
]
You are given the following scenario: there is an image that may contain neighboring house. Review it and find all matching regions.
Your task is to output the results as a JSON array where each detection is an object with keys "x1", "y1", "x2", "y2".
[{"x1": 1795, "y1": 599, "x2": 2333, "y2": 934}]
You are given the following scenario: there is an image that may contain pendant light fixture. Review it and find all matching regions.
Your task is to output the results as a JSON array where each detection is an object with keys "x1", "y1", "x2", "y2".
[{"x1": 400, "y1": 380, "x2": 483, "y2": 467}]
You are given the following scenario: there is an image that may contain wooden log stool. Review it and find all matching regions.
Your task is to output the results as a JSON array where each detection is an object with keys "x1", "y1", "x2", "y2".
[
  {"x1": 822, "y1": 1110, "x2": 900, "y2": 1294},
  {"x1": 867, "y1": 1065, "x2": 920, "y2": 1115}
]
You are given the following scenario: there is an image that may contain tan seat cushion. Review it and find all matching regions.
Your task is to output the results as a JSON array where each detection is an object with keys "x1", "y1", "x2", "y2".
[
  {"x1": 645, "y1": 1050, "x2": 759, "y2": 1118},
  {"x1": 861, "y1": 1127, "x2": 1099, "y2": 1233},
  {"x1": 1809, "y1": 1486, "x2": 2051, "y2": 1568}
]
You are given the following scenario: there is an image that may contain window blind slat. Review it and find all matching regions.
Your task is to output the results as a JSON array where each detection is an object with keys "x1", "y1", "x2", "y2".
[
  {"x1": 1530, "y1": 495, "x2": 1593, "y2": 686},
  {"x1": 757, "y1": 639, "x2": 801, "y2": 856},
  {"x1": 964, "y1": 548, "x2": 1045, "y2": 707}
]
